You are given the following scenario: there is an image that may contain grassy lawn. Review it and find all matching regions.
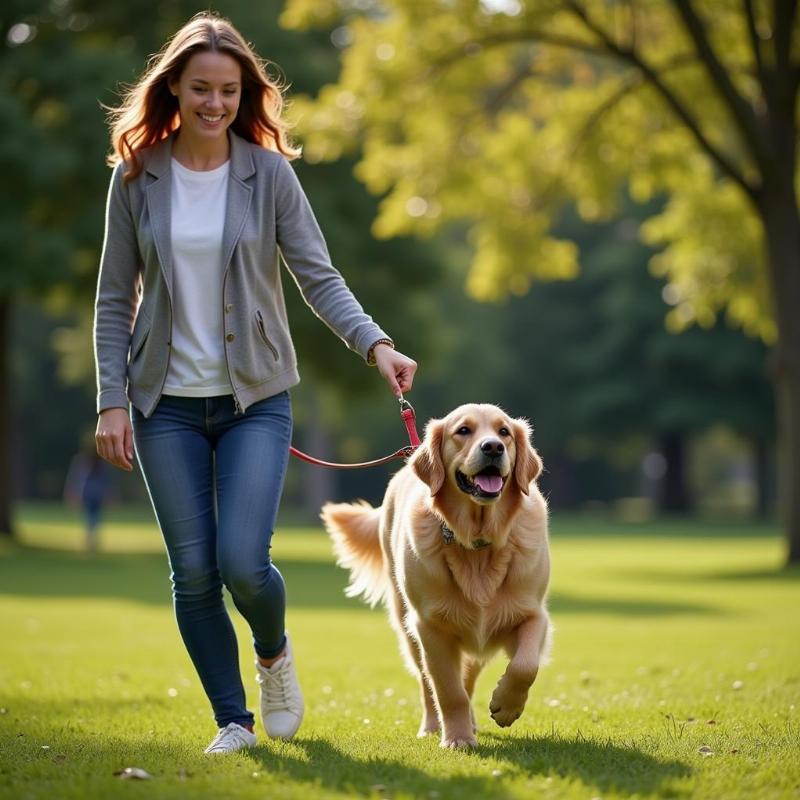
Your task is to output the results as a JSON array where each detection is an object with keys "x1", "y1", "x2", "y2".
[{"x1": 0, "y1": 504, "x2": 798, "y2": 799}]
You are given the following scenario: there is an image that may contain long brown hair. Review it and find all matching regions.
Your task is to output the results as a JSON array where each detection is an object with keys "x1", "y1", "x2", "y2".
[{"x1": 106, "y1": 12, "x2": 300, "y2": 181}]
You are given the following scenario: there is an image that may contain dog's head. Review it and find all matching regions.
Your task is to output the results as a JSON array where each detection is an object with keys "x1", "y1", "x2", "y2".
[{"x1": 411, "y1": 404, "x2": 542, "y2": 504}]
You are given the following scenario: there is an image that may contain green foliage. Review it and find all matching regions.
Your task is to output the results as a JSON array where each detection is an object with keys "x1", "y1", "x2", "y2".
[
  {"x1": 281, "y1": 0, "x2": 794, "y2": 340},
  {"x1": 0, "y1": 510, "x2": 798, "y2": 799}
]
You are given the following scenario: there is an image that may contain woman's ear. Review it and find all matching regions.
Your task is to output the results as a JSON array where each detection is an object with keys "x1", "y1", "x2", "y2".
[
  {"x1": 411, "y1": 419, "x2": 445, "y2": 496},
  {"x1": 512, "y1": 418, "x2": 542, "y2": 495}
]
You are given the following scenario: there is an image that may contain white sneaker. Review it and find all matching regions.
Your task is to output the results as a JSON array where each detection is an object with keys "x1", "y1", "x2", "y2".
[
  {"x1": 203, "y1": 722, "x2": 257, "y2": 754},
  {"x1": 255, "y1": 634, "x2": 304, "y2": 739}
]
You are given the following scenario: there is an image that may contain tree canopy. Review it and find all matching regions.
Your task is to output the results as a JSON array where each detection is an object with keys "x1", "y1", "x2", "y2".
[{"x1": 281, "y1": 0, "x2": 800, "y2": 562}]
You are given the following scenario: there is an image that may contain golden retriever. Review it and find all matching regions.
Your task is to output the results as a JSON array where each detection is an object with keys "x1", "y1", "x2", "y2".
[{"x1": 321, "y1": 403, "x2": 551, "y2": 748}]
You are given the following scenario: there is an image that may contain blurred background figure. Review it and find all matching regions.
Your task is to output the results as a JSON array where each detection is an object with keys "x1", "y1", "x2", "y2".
[{"x1": 64, "y1": 445, "x2": 112, "y2": 553}]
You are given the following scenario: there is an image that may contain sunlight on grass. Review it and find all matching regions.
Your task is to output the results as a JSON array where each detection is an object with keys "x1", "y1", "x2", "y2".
[{"x1": 1, "y1": 507, "x2": 798, "y2": 799}]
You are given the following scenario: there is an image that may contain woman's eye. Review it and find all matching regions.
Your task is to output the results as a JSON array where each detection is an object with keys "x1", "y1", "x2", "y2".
[
  {"x1": 499, "y1": 427, "x2": 510, "y2": 437},
  {"x1": 456, "y1": 426, "x2": 471, "y2": 436}
]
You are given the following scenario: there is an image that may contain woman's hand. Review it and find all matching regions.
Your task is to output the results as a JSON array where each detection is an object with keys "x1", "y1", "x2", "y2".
[
  {"x1": 95, "y1": 407, "x2": 134, "y2": 472},
  {"x1": 374, "y1": 344, "x2": 417, "y2": 397}
]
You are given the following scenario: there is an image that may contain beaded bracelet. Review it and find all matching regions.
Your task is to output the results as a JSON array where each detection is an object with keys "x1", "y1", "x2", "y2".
[{"x1": 367, "y1": 338, "x2": 395, "y2": 366}]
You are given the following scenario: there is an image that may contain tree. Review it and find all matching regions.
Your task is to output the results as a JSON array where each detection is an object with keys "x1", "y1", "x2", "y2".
[{"x1": 281, "y1": 0, "x2": 800, "y2": 563}]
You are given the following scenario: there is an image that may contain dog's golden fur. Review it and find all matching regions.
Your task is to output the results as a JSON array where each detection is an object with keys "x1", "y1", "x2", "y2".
[{"x1": 321, "y1": 403, "x2": 551, "y2": 748}]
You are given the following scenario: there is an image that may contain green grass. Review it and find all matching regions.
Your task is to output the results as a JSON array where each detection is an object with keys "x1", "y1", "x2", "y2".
[{"x1": 1, "y1": 505, "x2": 798, "y2": 799}]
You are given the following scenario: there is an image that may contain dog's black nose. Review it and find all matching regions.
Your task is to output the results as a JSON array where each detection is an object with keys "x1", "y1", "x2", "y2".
[{"x1": 480, "y1": 439, "x2": 505, "y2": 457}]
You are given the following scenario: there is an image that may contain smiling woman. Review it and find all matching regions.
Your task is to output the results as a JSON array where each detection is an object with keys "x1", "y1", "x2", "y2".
[{"x1": 93, "y1": 11, "x2": 417, "y2": 757}]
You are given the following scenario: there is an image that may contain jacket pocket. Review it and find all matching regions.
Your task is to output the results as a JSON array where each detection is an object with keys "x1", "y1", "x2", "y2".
[
  {"x1": 254, "y1": 310, "x2": 279, "y2": 361},
  {"x1": 129, "y1": 317, "x2": 151, "y2": 362}
]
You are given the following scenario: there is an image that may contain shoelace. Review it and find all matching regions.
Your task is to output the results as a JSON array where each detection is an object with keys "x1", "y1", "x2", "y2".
[
  {"x1": 206, "y1": 723, "x2": 252, "y2": 752},
  {"x1": 260, "y1": 662, "x2": 299, "y2": 711}
]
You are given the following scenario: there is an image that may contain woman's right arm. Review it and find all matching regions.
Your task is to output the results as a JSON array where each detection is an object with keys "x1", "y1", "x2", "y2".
[{"x1": 94, "y1": 162, "x2": 140, "y2": 471}]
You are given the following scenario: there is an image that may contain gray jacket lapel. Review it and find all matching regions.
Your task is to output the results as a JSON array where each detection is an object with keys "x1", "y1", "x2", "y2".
[
  {"x1": 144, "y1": 136, "x2": 174, "y2": 297},
  {"x1": 222, "y1": 131, "x2": 255, "y2": 273}
]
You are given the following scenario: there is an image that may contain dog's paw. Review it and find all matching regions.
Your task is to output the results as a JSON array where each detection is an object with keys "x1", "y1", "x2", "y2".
[
  {"x1": 440, "y1": 733, "x2": 478, "y2": 749},
  {"x1": 489, "y1": 678, "x2": 529, "y2": 728},
  {"x1": 417, "y1": 719, "x2": 441, "y2": 737}
]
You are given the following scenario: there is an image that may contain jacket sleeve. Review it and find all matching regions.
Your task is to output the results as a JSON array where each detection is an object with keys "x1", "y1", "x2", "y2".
[
  {"x1": 93, "y1": 162, "x2": 140, "y2": 412},
  {"x1": 274, "y1": 156, "x2": 392, "y2": 361}
]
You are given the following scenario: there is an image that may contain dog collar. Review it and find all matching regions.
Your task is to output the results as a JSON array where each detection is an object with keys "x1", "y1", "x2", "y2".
[{"x1": 441, "y1": 522, "x2": 491, "y2": 550}]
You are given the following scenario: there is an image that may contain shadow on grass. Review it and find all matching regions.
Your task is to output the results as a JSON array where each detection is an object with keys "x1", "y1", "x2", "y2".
[
  {"x1": 475, "y1": 731, "x2": 691, "y2": 796},
  {"x1": 251, "y1": 732, "x2": 690, "y2": 799},
  {"x1": 617, "y1": 565, "x2": 800, "y2": 585},
  {"x1": 0, "y1": 544, "x2": 358, "y2": 610},
  {"x1": 0, "y1": 543, "x2": 724, "y2": 617},
  {"x1": 549, "y1": 514, "x2": 779, "y2": 540}
]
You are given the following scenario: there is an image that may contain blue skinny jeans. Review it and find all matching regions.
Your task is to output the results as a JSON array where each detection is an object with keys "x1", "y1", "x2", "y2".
[{"x1": 131, "y1": 391, "x2": 292, "y2": 729}]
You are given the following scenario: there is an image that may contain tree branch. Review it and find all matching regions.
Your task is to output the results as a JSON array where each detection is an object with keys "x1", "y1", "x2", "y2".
[
  {"x1": 483, "y1": 59, "x2": 536, "y2": 117},
  {"x1": 426, "y1": 29, "x2": 611, "y2": 77},
  {"x1": 773, "y1": 0, "x2": 798, "y2": 76},
  {"x1": 565, "y1": 0, "x2": 759, "y2": 200},
  {"x1": 670, "y1": 0, "x2": 766, "y2": 163},
  {"x1": 743, "y1": 0, "x2": 767, "y2": 84}
]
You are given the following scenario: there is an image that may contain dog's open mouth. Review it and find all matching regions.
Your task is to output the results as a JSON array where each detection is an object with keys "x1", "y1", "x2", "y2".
[{"x1": 456, "y1": 466, "x2": 507, "y2": 499}]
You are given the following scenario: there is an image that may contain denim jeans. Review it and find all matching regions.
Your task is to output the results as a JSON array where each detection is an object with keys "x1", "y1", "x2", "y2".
[{"x1": 131, "y1": 391, "x2": 292, "y2": 729}]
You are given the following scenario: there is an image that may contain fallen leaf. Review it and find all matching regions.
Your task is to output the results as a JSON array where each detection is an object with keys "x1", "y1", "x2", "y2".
[
  {"x1": 114, "y1": 767, "x2": 153, "y2": 780},
  {"x1": 706, "y1": 720, "x2": 717, "y2": 725}
]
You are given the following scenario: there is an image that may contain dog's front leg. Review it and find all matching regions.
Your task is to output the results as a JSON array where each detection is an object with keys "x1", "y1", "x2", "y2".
[
  {"x1": 490, "y1": 611, "x2": 549, "y2": 728},
  {"x1": 415, "y1": 621, "x2": 476, "y2": 748}
]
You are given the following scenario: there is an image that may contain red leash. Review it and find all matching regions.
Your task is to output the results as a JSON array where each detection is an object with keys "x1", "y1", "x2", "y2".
[{"x1": 289, "y1": 396, "x2": 421, "y2": 470}]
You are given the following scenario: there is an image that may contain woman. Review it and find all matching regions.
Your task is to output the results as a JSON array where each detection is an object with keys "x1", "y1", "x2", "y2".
[{"x1": 94, "y1": 12, "x2": 416, "y2": 755}]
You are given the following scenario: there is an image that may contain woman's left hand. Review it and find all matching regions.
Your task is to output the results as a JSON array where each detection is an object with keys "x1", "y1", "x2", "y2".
[{"x1": 374, "y1": 344, "x2": 417, "y2": 397}]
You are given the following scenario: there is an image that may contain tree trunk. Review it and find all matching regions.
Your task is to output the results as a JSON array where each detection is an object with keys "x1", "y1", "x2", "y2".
[
  {"x1": 0, "y1": 296, "x2": 13, "y2": 536},
  {"x1": 752, "y1": 438, "x2": 773, "y2": 520},
  {"x1": 658, "y1": 432, "x2": 693, "y2": 513},
  {"x1": 761, "y1": 183, "x2": 800, "y2": 565}
]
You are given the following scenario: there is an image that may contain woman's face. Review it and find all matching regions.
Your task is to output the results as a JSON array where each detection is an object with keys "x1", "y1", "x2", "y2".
[{"x1": 169, "y1": 50, "x2": 242, "y2": 144}]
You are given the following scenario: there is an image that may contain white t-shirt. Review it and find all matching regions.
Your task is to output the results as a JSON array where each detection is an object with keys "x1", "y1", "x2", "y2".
[{"x1": 162, "y1": 158, "x2": 232, "y2": 397}]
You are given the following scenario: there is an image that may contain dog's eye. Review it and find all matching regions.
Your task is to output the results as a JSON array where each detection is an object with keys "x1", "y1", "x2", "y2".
[
  {"x1": 455, "y1": 426, "x2": 471, "y2": 436},
  {"x1": 499, "y1": 427, "x2": 510, "y2": 437}
]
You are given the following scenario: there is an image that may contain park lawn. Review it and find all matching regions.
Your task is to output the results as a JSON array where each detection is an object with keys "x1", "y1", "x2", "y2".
[{"x1": 0, "y1": 506, "x2": 798, "y2": 800}]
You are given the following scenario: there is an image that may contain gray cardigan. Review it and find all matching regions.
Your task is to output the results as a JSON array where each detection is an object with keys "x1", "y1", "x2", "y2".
[{"x1": 94, "y1": 130, "x2": 391, "y2": 417}]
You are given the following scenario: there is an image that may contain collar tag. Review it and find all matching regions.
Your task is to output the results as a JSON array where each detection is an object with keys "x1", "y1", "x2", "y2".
[{"x1": 441, "y1": 523, "x2": 491, "y2": 550}]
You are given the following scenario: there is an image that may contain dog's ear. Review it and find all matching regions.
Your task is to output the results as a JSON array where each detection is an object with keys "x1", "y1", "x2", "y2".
[
  {"x1": 411, "y1": 419, "x2": 446, "y2": 496},
  {"x1": 512, "y1": 418, "x2": 542, "y2": 495}
]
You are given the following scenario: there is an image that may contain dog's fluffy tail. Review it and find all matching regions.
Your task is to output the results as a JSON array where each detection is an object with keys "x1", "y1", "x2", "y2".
[{"x1": 320, "y1": 501, "x2": 387, "y2": 607}]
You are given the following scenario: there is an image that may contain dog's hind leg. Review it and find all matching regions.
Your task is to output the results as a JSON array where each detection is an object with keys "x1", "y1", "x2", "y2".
[
  {"x1": 462, "y1": 656, "x2": 484, "y2": 733},
  {"x1": 388, "y1": 594, "x2": 440, "y2": 736}
]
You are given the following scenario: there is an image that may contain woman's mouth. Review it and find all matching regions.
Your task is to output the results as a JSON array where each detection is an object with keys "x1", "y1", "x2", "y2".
[{"x1": 198, "y1": 113, "x2": 225, "y2": 124}]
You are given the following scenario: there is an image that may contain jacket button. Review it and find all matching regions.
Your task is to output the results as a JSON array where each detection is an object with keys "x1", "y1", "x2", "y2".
[
  {"x1": 226, "y1": 333, "x2": 235, "y2": 342},
  {"x1": 225, "y1": 304, "x2": 233, "y2": 313}
]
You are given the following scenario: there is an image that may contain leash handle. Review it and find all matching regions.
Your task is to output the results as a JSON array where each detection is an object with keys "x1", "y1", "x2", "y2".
[{"x1": 289, "y1": 396, "x2": 421, "y2": 469}]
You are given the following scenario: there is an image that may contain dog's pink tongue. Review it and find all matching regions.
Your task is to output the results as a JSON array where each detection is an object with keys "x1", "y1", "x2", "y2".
[{"x1": 474, "y1": 474, "x2": 503, "y2": 494}]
